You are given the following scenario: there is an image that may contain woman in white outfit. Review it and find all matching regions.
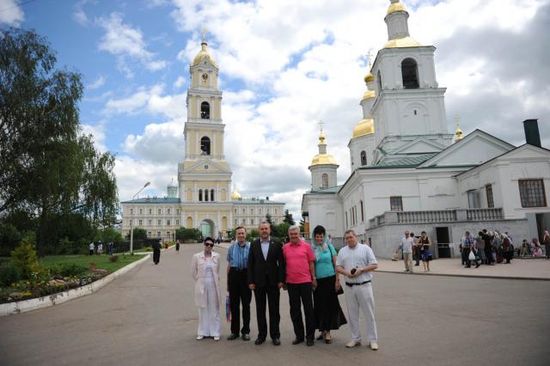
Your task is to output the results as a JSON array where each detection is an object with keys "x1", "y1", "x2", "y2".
[{"x1": 191, "y1": 237, "x2": 221, "y2": 340}]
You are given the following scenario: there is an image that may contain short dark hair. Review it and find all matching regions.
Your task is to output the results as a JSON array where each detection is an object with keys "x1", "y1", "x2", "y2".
[
  {"x1": 203, "y1": 237, "x2": 214, "y2": 244},
  {"x1": 235, "y1": 226, "x2": 246, "y2": 232},
  {"x1": 313, "y1": 225, "x2": 326, "y2": 237}
]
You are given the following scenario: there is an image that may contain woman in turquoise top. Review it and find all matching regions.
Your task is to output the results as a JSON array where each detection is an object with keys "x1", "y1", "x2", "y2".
[{"x1": 312, "y1": 225, "x2": 347, "y2": 343}]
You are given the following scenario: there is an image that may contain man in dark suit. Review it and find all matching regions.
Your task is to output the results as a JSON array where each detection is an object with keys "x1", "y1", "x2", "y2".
[{"x1": 248, "y1": 221, "x2": 285, "y2": 346}]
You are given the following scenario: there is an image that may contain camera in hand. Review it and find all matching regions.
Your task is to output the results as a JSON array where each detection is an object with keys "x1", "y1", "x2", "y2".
[{"x1": 350, "y1": 268, "x2": 357, "y2": 275}]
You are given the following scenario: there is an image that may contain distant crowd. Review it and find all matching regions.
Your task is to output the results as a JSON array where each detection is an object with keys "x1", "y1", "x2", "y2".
[{"x1": 395, "y1": 229, "x2": 550, "y2": 272}]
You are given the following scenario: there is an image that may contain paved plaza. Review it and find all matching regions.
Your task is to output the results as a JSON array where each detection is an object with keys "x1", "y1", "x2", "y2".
[{"x1": 0, "y1": 244, "x2": 549, "y2": 366}]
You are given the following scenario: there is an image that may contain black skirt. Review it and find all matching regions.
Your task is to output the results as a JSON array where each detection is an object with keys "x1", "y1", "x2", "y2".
[{"x1": 313, "y1": 275, "x2": 347, "y2": 331}]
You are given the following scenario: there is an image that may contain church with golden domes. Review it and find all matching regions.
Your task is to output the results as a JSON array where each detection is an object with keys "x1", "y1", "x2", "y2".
[
  {"x1": 302, "y1": 0, "x2": 550, "y2": 257},
  {"x1": 121, "y1": 40, "x2": 285, "y2": 241}
]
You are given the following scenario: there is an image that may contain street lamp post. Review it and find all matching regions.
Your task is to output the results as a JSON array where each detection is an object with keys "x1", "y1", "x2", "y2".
[{"x1": 129, "y1": 182, "x2": 150, "y2": 254}]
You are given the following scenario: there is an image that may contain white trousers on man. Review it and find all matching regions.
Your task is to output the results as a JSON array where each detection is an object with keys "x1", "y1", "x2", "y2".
[
  {"x1": 197, "y1": 278, "x2": 221, "y2": 337},
  {"x1": 344, "y1": 283, "x2": 378, "y2": 343}
]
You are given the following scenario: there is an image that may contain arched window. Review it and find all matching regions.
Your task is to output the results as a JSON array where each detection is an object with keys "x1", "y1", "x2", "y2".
[
  {"x1": 377, "y1": 70, "x2": 382, "y2": 91},
  {"x1": 204, "y1": 189, "x2": 209, "y2": 201},
  {"x1": 360, "y1": 151, "x2": 367, "y2": 166},
  {"x1": 201, "y1": 101, "x2": 210, "y2": 119},
  {"x1": 210, "y1": 189, "x2": 215, "y2": 201},
  {"x1": 321, "y1": 173, "x2": 329, "y2": 189},
  {"x1": 401, "y1": 58, "x2": 419, "y2": 89},
  {"x1": 198, "y1": 189, "x2": 203, "y2": 202},
  {"x1": 200, "y1": 136, "x2": 211, "y2": 155}
]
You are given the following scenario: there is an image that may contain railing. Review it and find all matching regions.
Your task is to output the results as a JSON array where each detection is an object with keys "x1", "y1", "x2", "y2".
[
  {"x1": 397, "y1": 210, "x2": 457, "y2": 224},
  {"x1": 466, "y1": 208, "x2": 503, "y2": 221},
  {"x1": 369, "y1": 208, "x2": 504, "y2": 228}
]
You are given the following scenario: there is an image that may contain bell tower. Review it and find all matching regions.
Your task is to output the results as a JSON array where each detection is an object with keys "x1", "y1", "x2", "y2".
[{"x1": 177, "y1": 39, "x2": 232, "y2": 235}]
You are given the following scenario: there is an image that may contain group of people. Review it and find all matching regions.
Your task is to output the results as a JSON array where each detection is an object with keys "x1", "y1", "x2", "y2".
[
  {"x1": 519, "y1": 231, "x2": 550, "y2": 258},
  {"x1": 460, "y1": 229, "x2": 550, "y2": 268},
  {"x1": 88, "y1": 241, "x2": 114, "y2": 256},
  {"x1": 397, "y1": 230, "x2": 433, "y2": 273},
  {"x1": 190, "y1": 222, "x2": 379, "y2": 350}
]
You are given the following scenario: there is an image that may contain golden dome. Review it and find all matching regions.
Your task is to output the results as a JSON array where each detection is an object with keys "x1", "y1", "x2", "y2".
[
  {"x1": 454, "y1": 127, "x2": 464, "y2": 142},
  {"x1": 362, "y1": 90, "x2": 376, "y2": 101},
  {"x1": 311, "y1": 154, "x2": 338, "y2": 166},
  {"x1": 352, "y1": 118, "x2": 375, "y2": 138},
  {"x1": 387, "y1": 1, "x2": 407, "y2": 15},
  {"x1": 384, "y1": 36, "x2": 421, "y2": 49},
  {"x1": 231, "y1": 191, "x2": 242, "y2": 200},
  {"x1": 192, "y1": 42, "x2": 217, "y2": 67},
  {"x1": 364, "y1": 72, "x2": 375, "y2": 83}
]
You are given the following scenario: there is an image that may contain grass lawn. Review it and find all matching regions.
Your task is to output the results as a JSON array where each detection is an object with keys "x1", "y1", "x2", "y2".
[{"x1": 39, "y1": 254, "x2": 146, "y2": 273}]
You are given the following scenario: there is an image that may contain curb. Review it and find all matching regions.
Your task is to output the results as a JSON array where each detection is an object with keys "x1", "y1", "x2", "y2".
[
  {"x1": 0, "y1": 253, "x2": 151, "y2": 317},
  {"x1": 376, "y1": 269, "x2": 550, "y2": 281}
]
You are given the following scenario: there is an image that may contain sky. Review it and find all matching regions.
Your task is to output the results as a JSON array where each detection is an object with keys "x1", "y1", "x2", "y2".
[{"x1": 1, "y1": 0, "x2": 549, "y2": 220}]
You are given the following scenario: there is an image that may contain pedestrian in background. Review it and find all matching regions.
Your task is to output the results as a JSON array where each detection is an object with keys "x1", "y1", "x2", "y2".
[
  {"x1": 153, "y1": 239, "x2": 161, "y2": 265},
  {"x1": 401, "y1": 231, "x2": 414, "y2": 273},
  {"x1": 191, "y1": 237, "x2": 221, "y2": 341},
  {"x1": 543, "y1": 230, "x2": 550, "y2": 259}
]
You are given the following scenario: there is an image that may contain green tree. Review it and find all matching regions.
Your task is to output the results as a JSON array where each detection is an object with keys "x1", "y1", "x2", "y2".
[
  {"x1": 0, "y1": 29, "x2": 118, "y2": 255},
  {"x1": 283, "y1": 209, "x2": 295, "y2": 225},
  {"x1": 0, "y1": 223, "x2": 22, "y2": 257},
  {"x1": 176, "y1": 227, "x2": 202, "y2": 241},
  {"x1": 265, "y1": 213, "x2": 275, "y2": 234},
  {"x1": 129, "y1": 228, "x2": 147, "y2": 241}
]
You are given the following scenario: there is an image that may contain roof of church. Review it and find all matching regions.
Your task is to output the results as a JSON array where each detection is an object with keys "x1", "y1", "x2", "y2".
[
  {"x1": 233, "y1": 198, "x2": 285, "y2": 205},
  {"x1": 308, "y1": 186, "x2": 341, "y2": 194},
  {"x1": 373, "y1": 153, "x2": 438, "y2": 168},
  {"x1": 121, "y1": 197, "x2": 181, "y2": 204}
]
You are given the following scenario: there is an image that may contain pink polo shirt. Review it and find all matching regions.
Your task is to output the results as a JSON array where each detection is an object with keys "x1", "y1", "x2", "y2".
[{"x1": 283, "y1": 240, "x2": 315, "y2": 284}]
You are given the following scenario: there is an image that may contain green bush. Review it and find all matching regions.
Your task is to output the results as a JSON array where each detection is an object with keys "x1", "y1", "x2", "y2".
[
  {"x1": 50, "y1": 263, "x2": 88, "y2": 277},
  {"x1": 0, "y1": 263, "x2": 21, "y2": 287},
  {"x1": 11, "y1": 238, "x2": 41, "y2": 279},
  {"x1": 176, "y1": 227, "x2": 202, "y2": 241}
]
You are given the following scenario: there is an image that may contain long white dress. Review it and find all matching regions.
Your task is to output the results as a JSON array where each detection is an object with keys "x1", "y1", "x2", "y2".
[{"x1": 197, "y1": 258, "x2": 221, "y2": 337}]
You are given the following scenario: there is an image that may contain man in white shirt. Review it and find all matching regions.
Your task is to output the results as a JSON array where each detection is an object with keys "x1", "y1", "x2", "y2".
[
  {"x1": 336, "y1": 229, "x2": 379, "y2": 350},
  {"x1": 401, "y1": 231, "x2": 414, "y2": 273}
]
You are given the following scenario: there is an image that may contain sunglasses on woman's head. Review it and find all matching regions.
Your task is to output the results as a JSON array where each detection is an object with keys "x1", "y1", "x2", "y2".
[{"x1": 204, "y1": 242, "x2": 214, "y2": 247}]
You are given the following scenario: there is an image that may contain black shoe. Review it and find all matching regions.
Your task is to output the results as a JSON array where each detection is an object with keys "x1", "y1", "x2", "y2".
[
  {"x1": 272, "y1": 338, "x2": 281, "y2": 346},
  {"x1": 475, "y1": 264, "x2": 480, "y2": 268},
  {"x1": 255, "y1": 338, "x2": 265, "y2": 345},
  {"x1": 306, "y1": 339, "x2": 314, "y2": 347},
  {"x1": 227, "y1": 334, "x2": 239, "y2": 340},
  {"x1": 242, "y1": 334, "x2": 250, "y2": 341},
  {"x1": 292, "y1": 338, "x2": 304, "y2": 345}
]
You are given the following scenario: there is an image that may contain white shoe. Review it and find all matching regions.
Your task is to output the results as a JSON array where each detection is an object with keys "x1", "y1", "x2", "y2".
[
  {"x1": 346, "y1": 340, "x2": 361, "y2": 348},
  {"x1": 370, "y1": 341, "x2": 379, "y2": 350},
  {"x1": 214, "y1": 336, "x2": 220, "y2": 341},
  {"x1": 196, "y1": 335, "x2": 204, "y2": 340}
]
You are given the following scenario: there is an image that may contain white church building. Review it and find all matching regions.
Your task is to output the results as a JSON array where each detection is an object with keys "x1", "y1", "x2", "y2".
[{"x1": 302, "y1": 0, "x2": 550, "y2": 258}]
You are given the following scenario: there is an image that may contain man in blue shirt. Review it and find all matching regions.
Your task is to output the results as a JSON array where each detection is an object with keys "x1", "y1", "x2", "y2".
[{"x1": 227, "y1": 226, "x2": 252, "y2": 340}]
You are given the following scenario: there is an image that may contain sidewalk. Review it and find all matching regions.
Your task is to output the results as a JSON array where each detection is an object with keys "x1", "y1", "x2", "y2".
[
  {"x1": 376, "y1": 257, "x2": 550, "y2": 280},
  {"x1": 218, "y1": 242, "x2": 550, "y2": 280}
]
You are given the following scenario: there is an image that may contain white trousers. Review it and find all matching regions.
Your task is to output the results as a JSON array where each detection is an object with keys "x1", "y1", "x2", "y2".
[
  {"x1": 197, "y1": 279, "x2": 221, "y2": 337},
  {"x1": 344, "y1": 283, "x2": 378, "y2": 342}
]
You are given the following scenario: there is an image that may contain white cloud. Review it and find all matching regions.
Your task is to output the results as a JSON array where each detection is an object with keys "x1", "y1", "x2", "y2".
[
  {"x1": 0, "y1": 0, "x2": 24, "y2": 26},
  {"x1": 173, "y1": 76, "x2": 186, "y2": 89},
  {"x1": 80, "y1": 122, "x2": 107, "y2": 153},
  {"x1": 73, "y1": 0, "x2": 90, "y2": 26},
  {"x1": 88, "y1": 75, "x2": 106, "y2": 90},
  {"x1": 98, "y1": 12, "x2": 167, "y2": 75},
  {"x1": 104, "y1": 84, "x2": 187, "y2": 120}
]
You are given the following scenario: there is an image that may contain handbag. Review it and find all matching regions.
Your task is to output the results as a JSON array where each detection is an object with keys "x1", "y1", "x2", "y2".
[
  {"x1": 468, "y1": 250, "x2": 476, "y2": 261},
  {"x1": 329, "y1": 244, "x2": 344, "y2": 295}
]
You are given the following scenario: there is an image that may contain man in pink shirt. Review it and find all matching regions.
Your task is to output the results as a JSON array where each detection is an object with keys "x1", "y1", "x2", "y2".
[{"x1": 282, "y1": 225, "x2": 317, "y2": 346}]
